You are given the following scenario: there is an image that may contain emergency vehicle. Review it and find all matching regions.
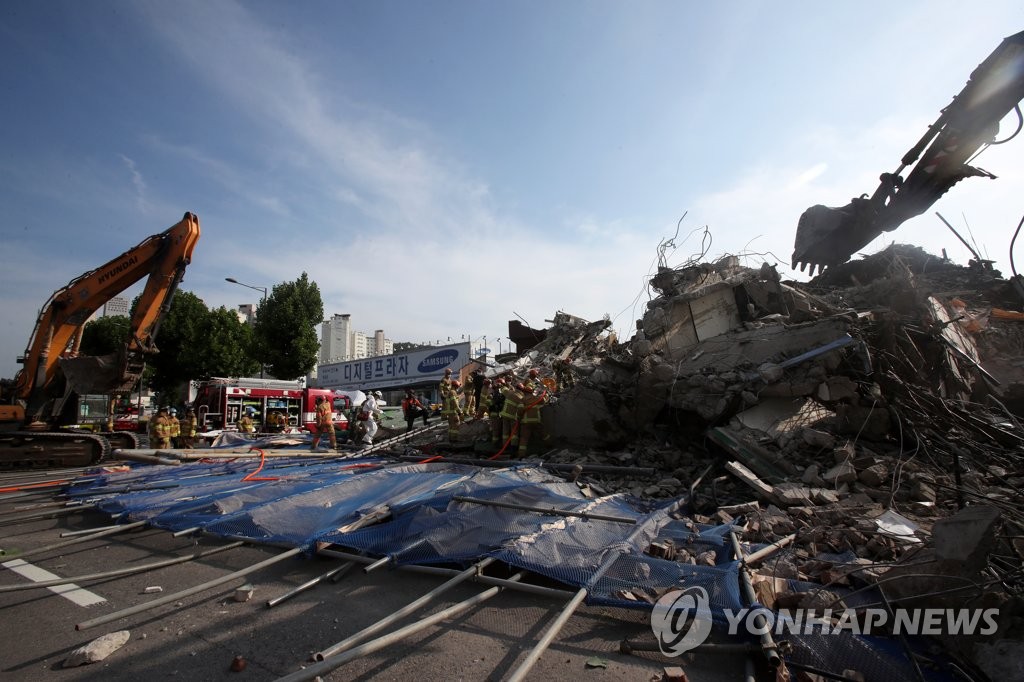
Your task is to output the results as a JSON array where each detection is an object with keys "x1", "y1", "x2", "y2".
[{"x1": 190, "y1": 378, "x2": 350, "y2": 434}]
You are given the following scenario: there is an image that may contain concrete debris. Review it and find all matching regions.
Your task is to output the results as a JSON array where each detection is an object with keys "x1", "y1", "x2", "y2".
[
  {"x1": 63, "y1": 630, "x2": 131, "y2": 667},
  {"x1": 388, "y1": 243, "x2": 1024, "y2": 677}
]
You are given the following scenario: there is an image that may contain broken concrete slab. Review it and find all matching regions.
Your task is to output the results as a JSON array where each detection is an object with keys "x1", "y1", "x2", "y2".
[
  {"x1": 932, "y1": 505, "x2": 1000, "y2": 571},
  {"x1": 63, "y1": 630, "x2": 130, "y2": 667}
]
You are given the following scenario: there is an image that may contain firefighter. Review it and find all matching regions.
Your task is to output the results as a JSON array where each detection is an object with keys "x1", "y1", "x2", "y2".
[
  {"x1": 442, "y1": 379, "x2": 463, "y2": 441},
  {"x1": 360, "y1": 391, "x2": 384, "y2": 445},
  {"x1": 517, "y1": 381, "x2": 548, "y2": 457},
  {"x1": 266, "y1": 410, "x2": 282, "y2": 433},
  {"x1": 179, "y1": 408, "x2": 198, "y2": 449},
  {"x1": 498, "y1": 381, "x2": 524, "y2": 452},
  {"x1": 168, "y1": 408, "x2": 181, "y2": 448},
  {"x1": 488, "y1": 379, "x2": 506, "y2": 445},
  {"x1": 238, "y1": 407, "x2": 256, "y2": 437},
  {"x1": 311, "y1": 395, "x2": 337, "y2": 452},
  {"x1": 439, "y1": 368, "x2": 454, "y2": 400},
  {"x1": 150, "y1": 406, "x2": 171, "y2": 449},
  {"x1": 402, "y1": 389, "x2": 429, "y2": 432},
  {"x1": 474, "y1": 378, "x2": 492, "y2": 420}
]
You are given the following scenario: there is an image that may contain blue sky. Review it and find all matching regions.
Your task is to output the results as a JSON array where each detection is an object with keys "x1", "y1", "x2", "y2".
[{"x1": 2, "y1": 2, "x2": 1022, "y2": 378}]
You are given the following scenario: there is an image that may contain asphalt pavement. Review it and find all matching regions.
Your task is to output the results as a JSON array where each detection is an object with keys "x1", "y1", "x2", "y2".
[{"x1": 0, "y1": 466, "x2": 747, "y2": 682}]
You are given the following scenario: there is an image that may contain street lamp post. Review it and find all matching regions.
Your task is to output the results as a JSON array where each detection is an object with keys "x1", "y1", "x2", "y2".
[{"x1": 226, "y1": 277, "x2": 268, "y2": 379}]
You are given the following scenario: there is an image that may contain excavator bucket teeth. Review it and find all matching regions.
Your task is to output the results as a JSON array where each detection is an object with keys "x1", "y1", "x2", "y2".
[{"x1": 791, "y1": 201, "x2": 885, "y2": 276}]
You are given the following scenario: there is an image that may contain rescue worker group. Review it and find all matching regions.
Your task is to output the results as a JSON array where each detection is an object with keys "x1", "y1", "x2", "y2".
[{"x1": 146, "y1": 365, "x2": 556, "y2": 456}]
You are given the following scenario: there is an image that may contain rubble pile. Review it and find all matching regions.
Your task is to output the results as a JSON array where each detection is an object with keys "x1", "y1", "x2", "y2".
[{"x1": 402, "y1": 244, "x2": 1024, "y2": 676}]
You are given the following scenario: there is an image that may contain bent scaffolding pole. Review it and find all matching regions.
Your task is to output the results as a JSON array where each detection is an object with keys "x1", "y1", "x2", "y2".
[
  {"x1": 314, "y1": 557, "x2": 495, "y2": 661},
  {"x1": 76, "y1": 546, "x2": 304, "y2": 631},
  {"x1": 0, "y1": 541, "x2": 245, "y2": 593},
  {"x1": 278, "y1": 573, "x2": 526, "y2": 682}
]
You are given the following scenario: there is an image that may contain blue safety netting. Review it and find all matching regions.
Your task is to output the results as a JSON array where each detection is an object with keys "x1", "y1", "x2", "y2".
[{"x1": 68, "y1": 457, "x2": 960, "y2": 681}]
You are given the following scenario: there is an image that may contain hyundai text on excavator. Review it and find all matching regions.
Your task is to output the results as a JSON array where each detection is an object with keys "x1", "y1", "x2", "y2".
[
  {"x1": 793, "y1": 30, "x2": 1024, "y2": 276},
  {"x1": 0, "y1": 212, "x2": 201, "y2": 468}
]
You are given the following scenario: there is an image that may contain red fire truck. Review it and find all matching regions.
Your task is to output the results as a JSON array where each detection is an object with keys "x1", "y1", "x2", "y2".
[{"x1": 190, "y1": 378, "x2": 350, "y2": 435}]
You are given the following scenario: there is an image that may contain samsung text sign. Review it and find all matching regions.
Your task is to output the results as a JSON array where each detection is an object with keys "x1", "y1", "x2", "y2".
[
  {"x1": 317, "y1": 343, "x2": 468, "y2": 391},
  {"x1": 418, "y1": 349, "x2": 459, "y2": 373}
]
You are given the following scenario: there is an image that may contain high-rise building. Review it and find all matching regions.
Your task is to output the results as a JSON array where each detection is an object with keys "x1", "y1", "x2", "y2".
[
  {"x1": 102, "y1": 295, "x2": 130, "y2": 318},
  {"x1": 238, "y1": 303, "x2": 256, "y2": 326},
  {"x1": 320, "y1": 314, "x2": 352, "y2": 363},
  {"x1": 318, "y1": 315, "x2": 392, "y2": 362}
]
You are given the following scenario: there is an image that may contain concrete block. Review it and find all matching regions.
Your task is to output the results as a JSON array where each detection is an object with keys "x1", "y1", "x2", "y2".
[
  {"x1": 63, "y1": 630, "x2": 130, "y2": 667},
  {"x1": 823, "y1": 462, "x2": 857, "y2": 485},
  {"x1": 933, "y1": 505, "x2": 1000, "y2": 570}
]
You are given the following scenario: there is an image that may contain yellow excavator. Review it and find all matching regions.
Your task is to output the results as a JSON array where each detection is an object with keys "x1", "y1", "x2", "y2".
[
  {"x1": 0, "y1": 212, "x2": 201, "y2": 468},
  {"x1": 793, "y1": 30, "x2": 1024, "y2": 276}
]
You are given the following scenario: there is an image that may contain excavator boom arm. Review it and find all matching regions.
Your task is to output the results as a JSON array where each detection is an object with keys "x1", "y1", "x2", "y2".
[
  {"x1": 15, "y1": 212, "x2": 200, "y2": 413},
  {"x1": 792, "y1": 30, "x2": 1024, "y2": 275}
]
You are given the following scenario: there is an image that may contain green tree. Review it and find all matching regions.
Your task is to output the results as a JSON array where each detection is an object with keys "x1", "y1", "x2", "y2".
[
  {"x1": 79, "y1": 315, "x2": 131, "y2": 356},
  {"x1": 146, "y1": 292, "x2": 260, "y2": 402},
  {"x1": 252, "y1": 273, "x2": 323, "y2": 379},
  {"x1": 393, "y1": 341, "x2": 428, "y2": 353}
]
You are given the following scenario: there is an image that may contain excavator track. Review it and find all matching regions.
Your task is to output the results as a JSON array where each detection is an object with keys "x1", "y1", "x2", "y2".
[
  {"x1": 98, "y1": 430, "x2": 140, "y2": 451},
  {"x1": 0, "y1": 431, "x2": 110, "y2": 470}
]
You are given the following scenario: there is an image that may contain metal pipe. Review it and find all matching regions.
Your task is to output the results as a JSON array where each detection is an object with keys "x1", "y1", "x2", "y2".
[
  {"x1": 620, "y1": 639, "x2": 761, "y2": 655},
  {"x1": 266, "y1": 562, "x2": 356, "y2": 608},
  {"x1": 113, "y1": 451, "x2": 181, "y2": 466},
  {"x1": 507, "y1": 490, "x2": 689, "y2": 682},
  {"x1": 395, "y1": 455, "x2": 657, "y2": 476},
  {"x1": 507, "y1": 587, "x2": 588, "y2": 682},
  {"x1": 0, "y1": 541, "x2": 244, "y2": 593},
  {"x1": 60, "y1": 523, "x2": 124, "y2": 537},
  {"x1": 729, "y1": 530, "x2": 781, "y2": 667},
  {"x1": 171, "y1": 526, "x2": 202, "y2": 537},
  {"x1": 76, "y1": 546, "x2": 304, "y2": 631},
  {"x1": 742, "y1": 534, "x2": 796, "y2": 567},
  {"x1": 451, "y1": 495, "x2": 636, "y2": 524},
  {"x1": 315, "y1": 557, "x2": 495, "y2": 661},
  {"x1": 363, "y1": 556, "x2": 391, "y2": 573},
  {"x1": 0, "y1": 503, "x2": 97, "y2": 526},
  {"x1": 280, "y1": 573, "x2": 524, "y2": 682},
  {"x1": 318, "y1": 548, "x2": 574, "y2": 599},
  {"x1": 11, "y1": 520, "x2": 148, "y2": 561},
  {"x1": 0, "y1": 500, "x2": 69, "y2": 516}
]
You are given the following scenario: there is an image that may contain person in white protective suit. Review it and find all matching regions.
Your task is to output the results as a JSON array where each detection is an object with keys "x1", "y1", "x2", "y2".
[{"x1": 360, "y1": 390, "x2": 384, "y2": 445}]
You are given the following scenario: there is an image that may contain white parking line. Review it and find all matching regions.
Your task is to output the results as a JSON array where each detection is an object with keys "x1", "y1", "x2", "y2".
[{"x1": 2, "y1": 559, "x2": 107, "y2": 607}]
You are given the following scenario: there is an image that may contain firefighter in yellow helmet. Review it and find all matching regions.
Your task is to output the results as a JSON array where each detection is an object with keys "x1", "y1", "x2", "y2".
[
  {"x1": 441, "y1": 379, "x2": 464, "y2": 441},
  {"x1": 168, "y1": 408, "x2": 182, "y2": 448},
  {"x1": 517, "y1": 381, "x2": 548, "y2": 457},
  {"x1": 238, "y1": 407, "x2": 256, "y2": 438},
  {"x1": 179, "y1": 408, "x2": 198, "y2": 449},
  {"x1": 497, "y1": 380, "x2": 524, "y2": 452},
  {"x1": 150, "y1": 406, "x2": 171, "y2": 449}
]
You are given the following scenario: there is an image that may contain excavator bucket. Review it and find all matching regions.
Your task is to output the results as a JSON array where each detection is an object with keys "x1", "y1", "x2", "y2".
[
  {"x1": 59, "y1": 352, "x2": 142, "y2": 396},
  {"x1": 793, "y1": 30, "x2": 1024, "y2": 277},
  {"x1": 792, "y1": 199, "x2": 884, "y2": 276}
]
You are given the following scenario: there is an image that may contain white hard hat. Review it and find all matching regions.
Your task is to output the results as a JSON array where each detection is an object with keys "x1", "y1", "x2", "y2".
[{"x1": 374, "y1": 390, "x2": 383, "y2": 398}]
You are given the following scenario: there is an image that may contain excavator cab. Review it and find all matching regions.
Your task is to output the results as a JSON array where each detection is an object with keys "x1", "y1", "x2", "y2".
[{"x1": 792, "y1": 30, "x2": 1024, "y2": 276}]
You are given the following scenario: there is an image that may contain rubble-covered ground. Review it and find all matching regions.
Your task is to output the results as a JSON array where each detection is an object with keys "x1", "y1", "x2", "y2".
[{"x1": 392, "y1": 244, "x2": 1024, "y2": 680}]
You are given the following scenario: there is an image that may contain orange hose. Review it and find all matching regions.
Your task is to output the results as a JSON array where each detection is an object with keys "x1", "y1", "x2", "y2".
[{"x1": 241, "y1": 448, "x2": 278, "y2": 482}]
